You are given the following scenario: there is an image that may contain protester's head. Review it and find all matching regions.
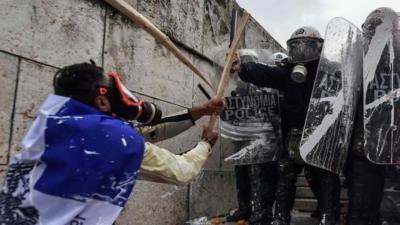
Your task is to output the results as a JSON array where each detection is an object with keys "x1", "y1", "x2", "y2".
[
  {"x1": 53, "y1": 61, "x2": 162, "y2": 124},
  {"x1": 286, "y1": 26, "x2": 324, "y2": 63},
  {"x1": 53, "y1": 61, "x2": 106, "y2": 104}
]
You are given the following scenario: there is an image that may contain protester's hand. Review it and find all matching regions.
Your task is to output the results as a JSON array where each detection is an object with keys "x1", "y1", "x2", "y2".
[
  {"x1": 201, "y1": 127, "x2": 218, "y2": 147},
  {"x1": 190, "y1": 97, "x2": 225, "y2": 121},
  {"x1": 231, "y1": 52, "x2": 241, "y2": 73}
]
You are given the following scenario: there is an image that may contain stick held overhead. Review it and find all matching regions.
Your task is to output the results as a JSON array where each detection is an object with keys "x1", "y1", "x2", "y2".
[
  {"x1": 207, "y1": 11, "x2": 251, "y2": 130},
  {"x1": 104, "y1": 0, "x2": 214, "y2": 89}
]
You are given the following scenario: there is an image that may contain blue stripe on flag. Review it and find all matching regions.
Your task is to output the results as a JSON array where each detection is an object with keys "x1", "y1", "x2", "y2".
[{"x1": 34, "y1": 99, "x2": 144, "y2": 207}]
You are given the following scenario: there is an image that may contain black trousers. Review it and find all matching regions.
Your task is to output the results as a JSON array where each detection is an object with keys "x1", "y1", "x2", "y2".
[
  {"x1": 234, "y1": 162, "x2": 277, "y2": 224},
  {"x1": 273, "y1": 156, "x2": 341, "y2": 224},
  {"x1": 345, "y1": 154, "x2": 385, "y2": 225}
]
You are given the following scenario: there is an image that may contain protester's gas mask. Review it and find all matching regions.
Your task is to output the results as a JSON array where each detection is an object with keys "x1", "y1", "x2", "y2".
[
  {"x1": 286, "y1": 26, "x2": 324, "y2": 83},
  {"x1": 103, "y1": 72, "x2": 162, "y2": 125}
]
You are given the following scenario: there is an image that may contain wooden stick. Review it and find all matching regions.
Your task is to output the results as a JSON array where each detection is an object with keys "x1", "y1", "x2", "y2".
[
  {"x1": 207, "y1": 12, "x2": 251, "y2": 130},
  {"x1": 104, "y1": 0, "x2": 214, "y2": 89}
]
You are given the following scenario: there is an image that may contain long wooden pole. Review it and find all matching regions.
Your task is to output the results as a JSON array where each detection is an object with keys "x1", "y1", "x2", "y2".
[
  {"x1": 104, "y1": 0, "x2": 214, "y2": 89},
  {"x1": 207, "y1": 12, "x2": 251, "y2": 130}
]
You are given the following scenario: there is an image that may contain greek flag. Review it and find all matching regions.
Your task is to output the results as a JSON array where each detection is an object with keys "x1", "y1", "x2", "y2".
[{"x1": 0, "y1": 94, "x2": 145, "y2": 225}]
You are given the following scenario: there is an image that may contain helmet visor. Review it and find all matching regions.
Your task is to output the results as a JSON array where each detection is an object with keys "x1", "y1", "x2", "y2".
[{"x1": 287, "y1": 37, "x2": 323, "y2": 63}]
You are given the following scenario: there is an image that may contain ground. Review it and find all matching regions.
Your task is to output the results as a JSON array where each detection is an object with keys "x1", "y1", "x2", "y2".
[{"x1": 187, "y1": 212, "x2": 400, "y2": 225}]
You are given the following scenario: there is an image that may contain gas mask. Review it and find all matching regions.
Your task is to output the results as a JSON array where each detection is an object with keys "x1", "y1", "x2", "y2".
[
  {"x1": 103, "y1": 72, "x2": 162, "y2": 125},
  {"x1": 287, "y1": 37, "x2": 322, "y2": 83},
  {"x1": 286, "y1": 26, "x2": 324, "y2": 83},
  {"x1": 287, "y1": 37, "x2": 323, "y2": 64}
]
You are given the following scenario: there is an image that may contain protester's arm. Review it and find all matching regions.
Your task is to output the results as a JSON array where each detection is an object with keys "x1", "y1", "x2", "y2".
[
  {"x1": 139, "y1": 128, "x2": 218, "y2": 185},
  {"x1": 137, "y1": 109, "x2": 194, "y2": 143},
  {"x1": 139, "y1": 141, "x2": 211, "y2": 185},
  {"x1": 137, "y1": 98, "x2": 224, "y2": 143}
]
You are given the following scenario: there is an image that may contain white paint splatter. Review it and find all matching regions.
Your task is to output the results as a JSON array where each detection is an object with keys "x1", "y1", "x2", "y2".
[
  {"x1": 300, "y1": 91, "x2": 345, "y2": 158},
  {"x1": 121, "y1": 138, "x2": 127, "y2": 147},
  {"x1": 84, "y1": 149, "x2": 100, "y2": 155},
  {"x1": 161, "y1": 185, "x2": 186, "y2": 199}
]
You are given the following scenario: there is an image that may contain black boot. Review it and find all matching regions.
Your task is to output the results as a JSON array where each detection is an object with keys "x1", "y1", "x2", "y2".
[
  {"x1": 346, "y1": 171, "x2": 366, "y2": 225},
  {"x1": 305, "y1": 169, "x2": 322, "y2": 219},
  {"x1": 227, "y1": 165, "x2": 251, "y2": 222},
  {"x1": 319, "y1": 214, "x2": 337, "y2": 225},
  {"x1": 248, "y1": 163, "x2": 277, "y2": 225},
  {"x1": 227, "y1": 208, "x2": 250, "y2": 222},
  {"x1": 271, "y1": 158, "x2": 297, "y2": 225},
  {"x1": 311, "y1": 208, "x2": 322, "y2": 219},
  {"x1": 270, "y1": 219, "x2": 288, "y2": 225},
  {"x1": 313, "y1": 168, "x2": 340, "y2": 225}
]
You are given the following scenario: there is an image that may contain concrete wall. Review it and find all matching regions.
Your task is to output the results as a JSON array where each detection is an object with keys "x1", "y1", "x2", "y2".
[{"x1": 0, "y1": 0, "x2": 284, "y2": 224}]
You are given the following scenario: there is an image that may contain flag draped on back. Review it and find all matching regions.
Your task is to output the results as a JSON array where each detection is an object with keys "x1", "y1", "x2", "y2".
[{"x1": 0, "y1": 94, "x2": 145, "y2": 225}]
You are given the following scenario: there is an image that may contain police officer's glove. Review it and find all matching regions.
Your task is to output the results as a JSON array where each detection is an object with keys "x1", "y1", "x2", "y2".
[{"x1": 231, "y1": 52, "x2": 241, "y2": 73}]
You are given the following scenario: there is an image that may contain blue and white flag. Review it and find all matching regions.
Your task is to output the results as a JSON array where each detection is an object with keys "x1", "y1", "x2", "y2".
[{"x1": 0, "y1": 94, "x2": 145, "y2": 225}]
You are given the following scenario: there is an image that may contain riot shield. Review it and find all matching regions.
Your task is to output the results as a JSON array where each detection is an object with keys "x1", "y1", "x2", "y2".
[
  {"x1": 363, "y1": 8, "x2": 400, "y2": 164},
  {"x1": 214, "y1": 49, "x2": 284, "y2": 165},
  {"x1": 299, "y1": 18, "x2": 363, "y2": 174}
]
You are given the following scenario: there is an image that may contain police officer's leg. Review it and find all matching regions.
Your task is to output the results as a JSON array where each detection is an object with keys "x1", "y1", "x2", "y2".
[
  {"x1": 346, "y1": 154, "x2": 367, "y2": 225},
  {"x1": 272, "y1": 157, "x2": 298, "y2": 225},
  {"x1": 346, "y1": 155, "x2": 384, "y2": 225},
  {"x1": 248, "y1": 162, "x2": 277, "y2": 225},
  {"x1": 363, "y1": 159, "x2": 385, "y2": 225},
  {"x1": 307, "y1": 167, "x2": 340, "y2": 225},
  {"x1": 227, "y1": 165, "x2": 251, "y2": 222},
  {"x1": 304, "y1": 168, "x2": 322, "y2": 219}
]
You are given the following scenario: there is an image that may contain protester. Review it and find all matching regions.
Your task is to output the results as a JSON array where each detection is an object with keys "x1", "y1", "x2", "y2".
[{"x1": 0, "y1": 61, "x2": 224, "y2": 225}]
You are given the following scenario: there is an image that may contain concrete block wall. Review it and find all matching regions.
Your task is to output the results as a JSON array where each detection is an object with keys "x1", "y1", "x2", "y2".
[{"x1": 0, "y1": 0, "x2": 284, "y2": 224}]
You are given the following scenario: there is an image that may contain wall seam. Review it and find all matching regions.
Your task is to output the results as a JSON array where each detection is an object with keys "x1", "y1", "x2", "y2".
[
  {"x1": 0, "y1": 50, "x2": 58, "y2": 70},
  {"x1": 169, "y1": 35, "x2": 214, "y2": 66},
  {"x1": 132, "y1": 90, "x2": 189, "y2": 109},
  {"x1": 186, "y1": 183, "x2": 191, "y2": 221},
  {"x1": 6, "y1": 57, "x2": 22, "y2": 165},
  {"x1": 101, "y1": 4, "x2": 108, "y2": 68}
]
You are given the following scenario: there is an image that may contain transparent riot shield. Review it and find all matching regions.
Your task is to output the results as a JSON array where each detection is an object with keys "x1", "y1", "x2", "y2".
[
  {"x1": 299, "y1": 18, "x2": 363, "y2": 174},
  {"x1": 213, "y1": 49, "x2": 284, "y2": 165},
  {"x1": 363, "y1": 8, "x2": 400, "y2": 164}
]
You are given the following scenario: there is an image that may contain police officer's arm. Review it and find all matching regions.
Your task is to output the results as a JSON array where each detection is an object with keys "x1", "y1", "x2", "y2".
[
  {"x1": 231, "y1": 52, "x2": 287, "y2": 90},
  {"x1": 137, "y1": 98, "x2": 224, "y2": 143},
  {"x1": 238, "y1": 62, "x2": 287, "y2": 90},
  {"x1": 139, "y1": 128, "x2": 218, "y2": 185}
]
